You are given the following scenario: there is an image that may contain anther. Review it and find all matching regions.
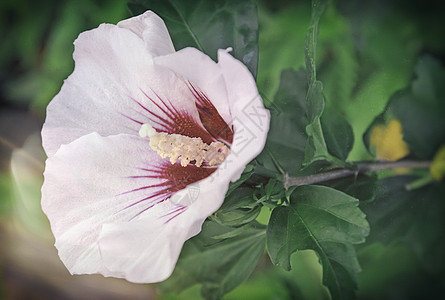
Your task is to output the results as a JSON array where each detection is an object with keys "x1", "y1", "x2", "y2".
[{"x1": 139, "y1": 123, "x2": 228, "y2": 167}]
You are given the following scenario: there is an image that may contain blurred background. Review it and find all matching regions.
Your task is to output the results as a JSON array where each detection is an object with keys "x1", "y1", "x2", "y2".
[{"x1": 0, "y1": 0, "x2": 444, "y2": 299}]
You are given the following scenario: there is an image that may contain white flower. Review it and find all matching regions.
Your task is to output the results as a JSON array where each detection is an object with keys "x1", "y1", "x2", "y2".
[{"x1": 41, "y1": 11, "x2": 269, "y2": 283}]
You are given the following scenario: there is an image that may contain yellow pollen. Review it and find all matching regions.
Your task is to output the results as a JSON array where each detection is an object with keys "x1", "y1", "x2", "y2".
[{"x1": 139, "y1": 123, "x2": 229, "y2": 167}]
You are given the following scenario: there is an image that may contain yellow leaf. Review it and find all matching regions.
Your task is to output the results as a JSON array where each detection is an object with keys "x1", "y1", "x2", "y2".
[{"x1": 370, "y1": 119, "x2": 410, "y2": 161}]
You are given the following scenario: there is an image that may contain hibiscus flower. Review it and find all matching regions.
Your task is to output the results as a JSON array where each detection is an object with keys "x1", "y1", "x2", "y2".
[{"x1": 41, "y1": 11, "x2": 269, "y2": 283}]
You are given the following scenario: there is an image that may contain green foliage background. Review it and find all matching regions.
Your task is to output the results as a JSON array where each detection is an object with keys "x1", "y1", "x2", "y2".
[{"x1": 0, "y1": 0, "x2": 444, "y2": 299}]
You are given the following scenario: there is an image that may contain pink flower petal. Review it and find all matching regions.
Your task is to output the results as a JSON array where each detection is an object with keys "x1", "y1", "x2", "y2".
[
  {"x1": 117, "y1": 11, "x2": 175, "y2": 57},
  {"x1": 42, "y1": 133, "x2": 219, "y2": 282},
  {"x1": 154, "y1": 47, "x2": 233, "y2": 129},
  {"x1": 137, "y1": 85, "x2": 216, "y2": 144},
  {"x1": 42, "y1": 15, "x2": 209, "y2": 157},
  {"x1": 215, "y1": 49, "x2": 270, "y2": 182}
]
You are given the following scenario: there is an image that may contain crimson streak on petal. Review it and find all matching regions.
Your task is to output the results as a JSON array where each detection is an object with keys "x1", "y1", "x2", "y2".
[
  {"x1": 122, "y1": 162, "x2": 217, "y2": 220},
  {"x1": 137, "y1": 89, "x2": 216, "y2": 144},
  {"x1": 162, "y1": 206, "x2": 187, "y2": 224}
]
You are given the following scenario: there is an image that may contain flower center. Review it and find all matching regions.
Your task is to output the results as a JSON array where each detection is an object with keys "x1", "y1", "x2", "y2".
[{"x1": 139, "y1": 124, "x2": 229, "y2": 167}]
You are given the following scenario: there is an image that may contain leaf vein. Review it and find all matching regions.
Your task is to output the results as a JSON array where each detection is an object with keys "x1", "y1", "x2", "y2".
[{"x1": 169, "y1": 0, "x2": 205, "y2": 52}]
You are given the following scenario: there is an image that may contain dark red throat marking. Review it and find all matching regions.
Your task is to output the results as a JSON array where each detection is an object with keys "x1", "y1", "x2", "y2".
[{"x1": 188, "y1": 83, "x2": 234, "y2": 145}]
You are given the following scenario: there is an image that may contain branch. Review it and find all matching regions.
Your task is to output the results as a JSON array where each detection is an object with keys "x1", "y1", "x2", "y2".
[{"x1": 284, "y1": 160, "x2": 431, "y2": 189}]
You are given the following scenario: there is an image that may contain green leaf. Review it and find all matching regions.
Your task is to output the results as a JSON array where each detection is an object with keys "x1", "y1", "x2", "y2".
[
  {"x1": 267, "y1": 185, "x2": 369, "y2": 300},
  {"x1": 305, "y1": 0, "x2": 329, "y2": 84},
  {"x1": 361, "y1": 176, "x2": 445, "y2": 273},
  {"x1": 363, "y1": 55, "x2": 445, "y2": 161},
  {"x1": 258, "y1": 1, "x2": 348, "y2": 174},
  {"x1": 160, "y1": 220, "x2": 266, "y2": 300},
  {"x1": 388, "y1": 55, "x2": 445, "y2": 159},
  {"x1": 225, "y1": 250, "x2": 329, "y2": 300},
  {"x1": 211, "y1": 223, "x2": 253, "y2": 240},
  {"x1": 128, "y1": 0, "x2": 259, "y2": 76},
  {"x1": 264, "y1": 178, "x2": 286, "y2": 201},
  {"x1": 303, "y1": 81, "x2": 331, "y2": 166},
  {"x1": 214, "y1": 206, "x2": 261, "y2": 228},
  {"x1": 321, "y1": 109, "x2": 354, "y2": 161},
  {"x1": 325, "y1": 174, "x2": 377, "y2": 203},
  {"x1": 302, "y1": 0, "x2": 336, "y2": 166},
  {"x1": 256, "y1": 68, "x2": 309, "y2": 175},
  {"x1": 306, "y1": 80, "x2": 325, "y2": 122},
  {"x1": 214, "y1": 187, "x2": 260, "y2": 227},
  {"x1": 226, "y1": 164, "x2": 254, "y2": 196}
]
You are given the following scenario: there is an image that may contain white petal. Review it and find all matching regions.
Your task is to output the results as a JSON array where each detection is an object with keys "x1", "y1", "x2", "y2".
[
  {"x1": 154, "y1": 47, "x2": 232, "y2": 126},
  {"x1": 98, "y1": 172, "x2": 227, "y2": 283},
  {"x1": 98, "y1": 216, "x2": 183, "y2": 283},
  {"x1": 216, "y1": 50, "x2": 270, "y2": 181},
  {"x1": 118, "y1": 10, "x2": 175, "y2": 57},
  {"x1": 42, "y1": 23, "x2": 150, "y2": 156},
  {"x1": 42, "y1": 133, "x2": 221, "y2": 283},
  {"x1": 42, "y1": 16, "x2": 206, "y2": 157}
]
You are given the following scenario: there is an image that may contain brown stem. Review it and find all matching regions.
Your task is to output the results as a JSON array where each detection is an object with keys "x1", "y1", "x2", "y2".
[{"x1": 284, "y1": 160, "x2": 431, "y2": 189}]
